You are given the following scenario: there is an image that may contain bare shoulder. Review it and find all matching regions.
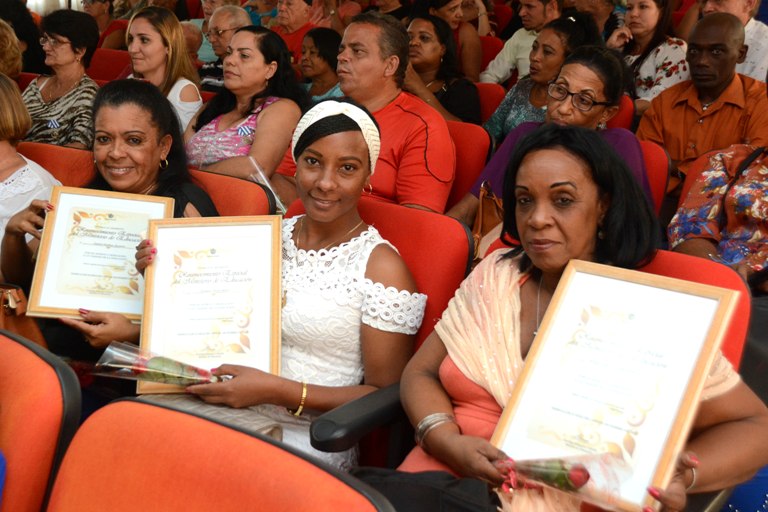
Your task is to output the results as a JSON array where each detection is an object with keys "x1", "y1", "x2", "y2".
[
  {"x1": 179, "y1": 82, "x2": 202, "y2": 102},
  {"x1": 365, "y1": 242, "x2": 418, "y2": 293}
]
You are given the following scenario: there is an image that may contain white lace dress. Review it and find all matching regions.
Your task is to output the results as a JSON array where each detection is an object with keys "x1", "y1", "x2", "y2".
[{"x1": 250, "y1": 216, "x2": 427, "y2": 470}]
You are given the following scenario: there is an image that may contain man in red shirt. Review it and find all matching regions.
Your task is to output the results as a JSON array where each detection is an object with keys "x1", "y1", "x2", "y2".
[{"x1": 272, "y1": 0, "x2": 315, "y2": 65}]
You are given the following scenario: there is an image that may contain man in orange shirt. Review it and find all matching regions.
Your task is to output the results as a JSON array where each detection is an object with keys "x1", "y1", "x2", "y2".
[
  {"x1": 272, "y1": 12, "x2": 456, "y2": 213},
  {"x1": 637, "y1": 12, "x2": 768, "y2": 190}
]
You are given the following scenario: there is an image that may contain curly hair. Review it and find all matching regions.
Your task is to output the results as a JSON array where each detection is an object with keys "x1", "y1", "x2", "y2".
[{"x1": 0, "y1": 19, "x2": 22, "y2": 79}]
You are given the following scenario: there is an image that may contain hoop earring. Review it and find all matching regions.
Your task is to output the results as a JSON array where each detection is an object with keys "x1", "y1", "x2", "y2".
[
  {"x1": 365, "y1": 183, "x2": 373, "y2": 194},
  {"x1": 159, "y1": 158, "x2": 169, "y2": 170}
]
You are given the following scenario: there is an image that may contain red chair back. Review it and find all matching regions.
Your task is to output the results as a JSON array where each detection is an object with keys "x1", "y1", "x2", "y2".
[
  {"x1": 86, "y1": 48, "x2": 132, "y2": 81},
  {"x1": 493, "y1": 4, "x2": 514, "y2": 35},
  {"x1": 0, "y1": 330, "x2": 80, "y2": 512},
  {"x1": 638, "y1": 140, "x2": 669, "y2": 214},
  {"x1": 200, "y1": 90, "x2": 216, "y2": 103},
  {"x1": 638, "y1": 250, "x2": 750, "y2": 368},
  {"x1": 16, "y1": 72, "x2": 39, "y2": 91},
  {"x1": 606, "y1": 94, "x2": 634, "y2": 130},
  {"x1": 17, "y1": 142, "x2": 95, "y2": 187},
  {"x1": 96, "y1": 19, "x2": 128, "y2": 48},
  {"x1": 46, "y1": 399, "x2": 394, "y2": 511},
  {"x1": 475, "y1": 82, "x2": 506, "y2": 124},
  {"x1": 187, "y1": 0, "x2": 204, "y2": 18},
  {"x1": 479, "y1": 36, "x2": 504, "y2": 71},
  {"x1": 287, "y1": 197, "x2": 472, "y2": 347},
  {"x1": 446, "y1": 120, "x2": 491, "y2": 211},
  {"x1": 189, "y1": 169, "x2": 276, "y2": 216}
]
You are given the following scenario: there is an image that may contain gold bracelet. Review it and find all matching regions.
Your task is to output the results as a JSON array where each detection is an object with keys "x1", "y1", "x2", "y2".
[{"x1": 291, "y1": 381, "x2": 307, "y2": 417}]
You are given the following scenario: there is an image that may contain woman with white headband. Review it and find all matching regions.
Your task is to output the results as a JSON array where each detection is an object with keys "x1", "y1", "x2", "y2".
[{"x1": 140, "y1": 99, "x2": 427, "y2": 470}]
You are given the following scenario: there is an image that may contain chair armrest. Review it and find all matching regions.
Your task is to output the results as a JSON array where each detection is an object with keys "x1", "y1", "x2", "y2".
[
  {"x1": 686, "y1": 488, "x2": 733, "y2": 512},
  {"x1": 310, "y1": 383, "x2": 406, "y2": 453}
]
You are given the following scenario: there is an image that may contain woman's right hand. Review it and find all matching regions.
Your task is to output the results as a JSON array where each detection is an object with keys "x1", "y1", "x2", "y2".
[
  {"x1": 134, "y1": 239, "x2": 156, "y2": 275},
  {"x1": 606, "y1": 26, "x2": 633, "y2": 50},
  {"x1": 428, "y1": 429, "x2": 510, "y2": 485},
  {"x1": 4, "y1": 199, "x2": 51, "y2": 240}
]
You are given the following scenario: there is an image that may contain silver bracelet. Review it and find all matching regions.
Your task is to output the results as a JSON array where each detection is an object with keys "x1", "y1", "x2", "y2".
[
  {"x1": 686, "y1": 466, "x2": 697, "y2": 491},
  {"x1": 414, "y1": 412, "x2": 457, "y2": 449}
]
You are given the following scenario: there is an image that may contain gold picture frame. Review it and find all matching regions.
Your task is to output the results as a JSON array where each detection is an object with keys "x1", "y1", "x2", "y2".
[
  {"x1": 27, "y1": 186, "x2": 173, "y2": 321},
  {"x1": 138, "y1": 216, "x2": 282, "y2": 394},
  {"x1": 491, "y1": 260, "x2": 738, "y2": 511}
]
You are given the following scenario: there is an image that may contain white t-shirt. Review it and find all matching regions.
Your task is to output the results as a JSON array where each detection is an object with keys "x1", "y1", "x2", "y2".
[
  {"x1": 738, "y1": 18, "x2": 768, "y2": 82},
  {"x1": 479, "y1": 28, "x2": 537, "y2": 84}
]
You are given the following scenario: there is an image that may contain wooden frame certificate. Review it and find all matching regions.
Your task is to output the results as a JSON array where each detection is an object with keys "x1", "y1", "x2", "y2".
[
  {"x1": 491, "y1": 260, "x2": 738, "y2": 511},
  {"x1": 138, "y1": 216, "x2": 281, "y2": 394},
  {"x1": 28, "y1": 187, "x2": 173, "y2": 320}
]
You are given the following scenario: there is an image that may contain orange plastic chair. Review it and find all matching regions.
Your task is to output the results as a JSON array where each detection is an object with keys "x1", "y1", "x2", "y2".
[
  {"x1": 475, "y1": 82, "x2": 506, "y2": 124},
  {"x1": 46, "y1": 399, "x2": 394, "y2": 512},
  {"x1": 17, "y1": 142, "x2": 96, "y2": 187},
  {"x1": 445, "y1": 120, "x2": 491, "y2": 211},
  {"x1": 189, "y1": 169, "x2": 276, "y2": 216},
  {"x1": 638, "y1": 140, "x2": 670, "y2": 214},
  {"x1": 0, "y1": 330, "x2": 81, "y2": 512},
  {"x1": 638, "y1": 249, "x2": 750, "y2": 368},
  {"x1": 479, "y1": 35, "x2": 504, "y2": 72},
  {"x1": 86, "y1": 48, "x2": 132, "y2": 81},
  {"x1": 606, "y1": 94, "x2": 635, "y2": 130},
  {"x1": 15, "y1": 72, "x2": 39, "y2": 92}
]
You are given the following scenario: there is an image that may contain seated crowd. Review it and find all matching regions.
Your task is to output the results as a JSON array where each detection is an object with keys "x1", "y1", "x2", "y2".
[{"x1": 2, "y1": 0, "x2": 768, "y2": 508}]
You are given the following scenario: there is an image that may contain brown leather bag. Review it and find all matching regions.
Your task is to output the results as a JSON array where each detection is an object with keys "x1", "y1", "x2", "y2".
[
  {"x1": 1, "y1": 283, "x2": 48, "y2": 348},
  {"x1": 471, "y1": 181, "x2": 504, "y2": 259}
]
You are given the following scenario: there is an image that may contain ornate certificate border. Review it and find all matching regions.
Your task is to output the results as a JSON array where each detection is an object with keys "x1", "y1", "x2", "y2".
[
  {"x1": 491, "y1": 259, "x2": 738, "y2": 511},
  {"x1": 138, "y1": 216, "x2": 281, "y2": 393},
  {"x1": 28, "y1": 186, "x2": 173, "y2": 321}
]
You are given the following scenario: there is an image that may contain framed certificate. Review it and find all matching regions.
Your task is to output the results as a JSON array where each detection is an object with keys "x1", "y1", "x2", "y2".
[
  {"x1": 28, "y1": 187, "x2": 174, "y2": 321},
  {"x1": 138, "y1": 216, "x2": 282, "y2": 394},
  {"x1": 491, "y1": 260, "x2": 738, "y2": 511}
]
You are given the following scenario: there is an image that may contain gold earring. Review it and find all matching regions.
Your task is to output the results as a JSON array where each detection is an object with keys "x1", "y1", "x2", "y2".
[{"x1": 159, "y1": 158, "x2": 169, "y2": 170}]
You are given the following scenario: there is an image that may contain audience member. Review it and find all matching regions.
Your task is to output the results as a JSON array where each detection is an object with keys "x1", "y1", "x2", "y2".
[
  {"x1": 607, "y1": 0, "x2": 689, "y2": 116},
  {"x1": 460, "y1": 0, "x2": 493, "y2": 36},
  {"x1": 677, "y1": 0, "x2": 767, "y2": 82},
  {"x1": 127, "y1": 6, "x2": 202, "y2": 130},
  {"x1": 363, "y1": 0, "x2": 411, "y2": 23},
  {"x1": 637, "y1": 13, "x2": 768, "y2": 192},
  {"x1": 404, "y1": 15, "x2": 481, "y2": 123},
  {"x1": 147, "y1": 0, "x2": 190, "y2": 21},
  {"x1": 448, "y1": 45, "x2": 651, "y2": 227},
  {"x1": 274, "y1": 12, "x2": 456, "y2": 213},
  {"x1": 272, "y1": 0, "x2": 315, "y2": 65},
  {"x1": 0, "y1": 0, "x2": 47, "y2": 74},
  {"x1": 479, "y1": 0, "x2": 561, "y2": 84},
  {"x1": 142, "y1": 99, "x2": 426, "y2": 471},
  {"x1": 574, "y1": 0, "x2": 624, "y2": 39},
  {"x1": 300, "y1": 27, "x2": 344, "y2": 103},
  {"x1": 199, "y1": 5, "x2": 252, "y2": 93},
  {"x1": 186, "y1": 26, "x2": 307, "y2": 176},
  {"x1": 243, "y1": 0, "x2": 279, "y2": 26},
  {"x1": 0, "y1": 73, "x2": 59, "y2": 275},
  {"x1": 309, "y1": 0, "x2": 362, "y2": 33},
  {"x1": 415, "y1": 0, "x2": 483, "y2": 81},
  {"x1": 484, "y1": 11, "x2": 601, "y2": 143},
  {"x1": 116, "y1": 0, "x2": 148, "y2": 19},
  {"x1": 181, "y1": 21, "x2": 204, "y2": 65},
  {"x1": 83, "y1": 0, "x2": 128, "y2": 50},
  {"x1": 0, "y1": 19, "x2": 23, "y2": 80},
  {"x1": 190, "y1": 0, "x2": 240, "y2": 64},
  {"x1": 22, "y1": 10, "x2": 99, "y2": 149},
  {"x1": 359, "y1": 123, "x2": 768, "y2": 512}
]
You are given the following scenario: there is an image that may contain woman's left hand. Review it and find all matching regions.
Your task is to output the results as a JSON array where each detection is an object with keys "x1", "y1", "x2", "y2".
[
  {"x1": 187, "y1": 365, "x2": 279, "y2": 408},
  {"x1": 59, "y1": 310, "x2": 141, "y2": 348},
  {"x1": 645, "y1": 452, "x2": 699, "y2": 512},
  {"x1": 403, "y1": 63, "x2": 429, "y2": 96}
]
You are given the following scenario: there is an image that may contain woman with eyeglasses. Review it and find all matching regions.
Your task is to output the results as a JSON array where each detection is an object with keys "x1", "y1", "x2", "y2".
[
  {"x1": 190, "y1": 0, "x2": 241, "y2": 64},
  {"x1": 82, "y1": 0, "x2": 128, "y2": 50},
  {"x1": 127, "y1": 6, "x2": 202, "y2": 131},
  {"x1": 447, "y1": 45, "x2": 652, "y2": 229},
  {"x1": 21, "y1": 9, "x2": 100, "y2": 149}
]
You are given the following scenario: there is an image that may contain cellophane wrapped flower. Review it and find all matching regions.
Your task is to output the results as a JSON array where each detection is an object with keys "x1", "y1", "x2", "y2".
[{"x1": 93, "y1": 341, "x2": 222, "y2": 386}]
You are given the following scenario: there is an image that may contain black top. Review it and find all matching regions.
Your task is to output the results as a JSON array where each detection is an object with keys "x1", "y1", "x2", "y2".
[
  {"x1": 173, "y1": 181, "x2": 219, "y2": 217},
  {"x1": 434, "y1": 78, "x2": 482, "y2": 125},
  {"x1": 200, "y1": 59, "x2": 225, "y2": 93}
]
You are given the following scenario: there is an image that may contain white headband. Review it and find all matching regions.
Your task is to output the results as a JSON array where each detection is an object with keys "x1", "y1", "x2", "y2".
[{"x1": 291, "y1": 100, "x2": 381, "y2": 173}]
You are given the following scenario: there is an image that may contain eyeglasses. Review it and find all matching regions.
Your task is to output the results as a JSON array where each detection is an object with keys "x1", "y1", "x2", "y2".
[
  {"x1": 39, "y1": 35, "x2": 70, "y2": 48},
  {"x1": 547, "y1": 82, "x2": 612, "y2": 112},
  {"x1": 204, "y1": 27, "x2": 236, "y2": 40}
]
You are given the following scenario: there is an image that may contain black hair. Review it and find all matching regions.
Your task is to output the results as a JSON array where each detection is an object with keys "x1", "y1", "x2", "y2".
[
  {"x1": 194, "y1": 26, "x2": 310, "y2": 131},
  {"x1": 542, "y1": 11, "x2": 602, "y2": 55},
  {"x1": 0, "y1": 0, "x2": 48, "y2": 74},
  {"x1": 561, "y1": 45, "x2": 628, "y2": 105},
  {"x1": 41, "y1": 9, "x2": 100, "y2": 68},
  {"x1": 409, "y1": 14, "x2": 460, "y2": 81},
  {"x1": 304, "y1": 27, "x2": 342, "y2": 72},
  {"x1": 292, "y1": 99, "x2": 380, "y2": 170},
  {"x1": 88, "y1": 79, "x2": 193, "y2": 199},
  {"x1": 501, "y1": 124, "x2": 659, "y2": 272},
  {"x1": 349, "y1": 11, "x2": 410, "y2": 88},
  {"x1": 624, "y1": 0, "x2": 674, "y2": 83}
]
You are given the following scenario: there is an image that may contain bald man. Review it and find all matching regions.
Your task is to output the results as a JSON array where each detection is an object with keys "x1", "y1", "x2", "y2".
[
  {"x1": 199, "y1": 5, "x2": 252, "y2": 92},
  {"x1": 637, "y1": 12, "x2": 768, "y2": 193}
]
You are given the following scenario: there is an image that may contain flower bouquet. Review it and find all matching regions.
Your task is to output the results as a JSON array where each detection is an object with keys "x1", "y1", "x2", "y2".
[{"x1": 93, "y1": 341, "x2": 223, "y2": 386}]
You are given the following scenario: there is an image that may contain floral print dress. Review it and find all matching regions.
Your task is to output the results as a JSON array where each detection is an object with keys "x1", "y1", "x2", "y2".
[{"x1": 625, "y1": 37, "x2": 689, "y2": 102}]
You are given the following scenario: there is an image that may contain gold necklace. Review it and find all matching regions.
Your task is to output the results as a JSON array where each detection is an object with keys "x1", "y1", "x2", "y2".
[{"x1": 295, "y1": 217, "x2": 365, "y2": 251}]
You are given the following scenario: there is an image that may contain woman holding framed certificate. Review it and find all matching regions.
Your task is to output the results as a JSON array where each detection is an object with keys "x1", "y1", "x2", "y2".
[
  {"x1": 138, "y1": 100, "x2": 427, "y2": 471},
  {"x1": 1, "y1": 79, "x2": 217, "y2": 359},
  {"x1": 370, "y1": 124, "x2": 768, "y2": 511}
]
